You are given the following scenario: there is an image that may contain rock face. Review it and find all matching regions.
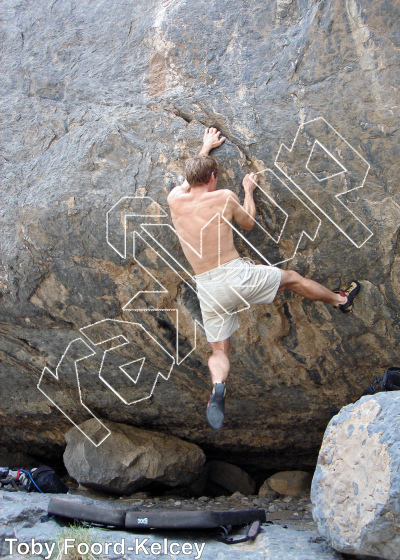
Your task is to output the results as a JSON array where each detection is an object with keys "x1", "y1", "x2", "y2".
[
  {"x1": 63, "y1": 419, "x2": 206, "y2": 495},
  {"x1": 1, "y1": 0, "x2": 400, "y2": 475},
  {"x1": 311, "y1": 392, "x2": 400, "y2": 560}
]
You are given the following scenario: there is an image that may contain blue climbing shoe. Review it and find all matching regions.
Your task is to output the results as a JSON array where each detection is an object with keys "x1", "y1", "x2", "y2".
[{"x1": 206, "y1": 382, "x2": 226, "y2": 429}]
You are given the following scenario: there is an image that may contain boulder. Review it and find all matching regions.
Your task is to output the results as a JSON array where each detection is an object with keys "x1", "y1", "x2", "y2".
[
  {"x1": 258, "y1": 479, "x2": 279, "y2": 499},
  {"x1": 311, "y1": 393, "x2": 400, "y2": 560},
  {"x1": 177, "y1": 462, "x2": 210, "y2": 497},
  {"x1": 207, "y1": 460, "x2": 257, "y2": 495},
  {"x1": 1, "y1": 0, "x2": 400, "y2": 474},
  {"x1": 63, "y1": 419, "x2": 206, "y2": 495},
  {"x1": 267, "y1": 471, "x2": 312, "y2": 496}
]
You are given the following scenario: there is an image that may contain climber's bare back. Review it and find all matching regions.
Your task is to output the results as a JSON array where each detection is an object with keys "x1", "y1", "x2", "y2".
[{"x1": 167, "y1": 186, "x2": 240, "y2": 275}]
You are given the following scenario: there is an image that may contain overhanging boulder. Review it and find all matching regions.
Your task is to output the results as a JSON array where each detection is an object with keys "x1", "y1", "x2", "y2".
[{"x1": 1, "y1": 0, "x2": 400, "y2": 474}]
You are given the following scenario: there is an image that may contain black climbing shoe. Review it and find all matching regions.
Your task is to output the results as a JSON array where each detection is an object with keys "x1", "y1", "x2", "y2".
[
  {"x1": 206, "y1": 382, "x2": 226, "y2": 429},
  {"x1": 335, "y1": 280, "x2": 361, "y2": 313}
]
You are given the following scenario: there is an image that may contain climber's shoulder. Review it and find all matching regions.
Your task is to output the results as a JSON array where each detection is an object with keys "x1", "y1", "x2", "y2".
[
  {"x1": 217, "y1": 189, "x2": 240, "y2": 205},
  {"x1": 167, "y1": 182, "x2": 190, "y2": 204}
]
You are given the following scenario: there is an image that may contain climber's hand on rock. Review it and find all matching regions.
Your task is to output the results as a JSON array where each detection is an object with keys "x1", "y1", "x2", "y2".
[
  {"x1": 200, "y1": 127, "x2": 226, "y2": 155},
  {"x1": 242, "y1": 173, "x2": 258, "y2": 193}
]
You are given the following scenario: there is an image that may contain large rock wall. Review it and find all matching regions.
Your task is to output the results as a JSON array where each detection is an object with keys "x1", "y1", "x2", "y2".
[{"x1": 1, "y1": 0, "x2": 399, "y2": 474}]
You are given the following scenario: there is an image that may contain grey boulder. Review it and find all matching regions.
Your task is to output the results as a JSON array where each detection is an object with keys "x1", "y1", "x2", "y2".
[
  {"x1": 311, "y1": 392, "x2": 400, "y2": 560},
  {"x1": 63, "y1": 419, "x2": 206, "y2": 495}
]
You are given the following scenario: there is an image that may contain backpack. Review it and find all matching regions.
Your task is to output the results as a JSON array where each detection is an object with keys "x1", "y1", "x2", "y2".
[
  {"x1": 329, "y1": 366, "x2": 400, "y2": 418},
  {"x1": 362, "y1": 366, "x2": 400, "y2": 396},
  {"x1": 23, "y1": 465, "x2": 68, "y2": 493}
]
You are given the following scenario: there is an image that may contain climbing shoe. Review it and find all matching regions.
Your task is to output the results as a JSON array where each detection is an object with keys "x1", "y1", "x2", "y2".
[
  {"x1": 335, "y1": 280, "x2": 361, "y2": 313},
  {"x1": 206, "y1": 382, "x2": 226, "y2": 429}
]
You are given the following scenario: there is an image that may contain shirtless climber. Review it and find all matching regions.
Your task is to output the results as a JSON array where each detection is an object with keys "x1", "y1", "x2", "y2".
[{"x1": 167, "y1": 127, "x2": 360, "y2": 430}]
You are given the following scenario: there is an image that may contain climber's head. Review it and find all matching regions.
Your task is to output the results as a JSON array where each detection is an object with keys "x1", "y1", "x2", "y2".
[{"x1": 185, "y1": 156, "x2": 218, "y2": 190}]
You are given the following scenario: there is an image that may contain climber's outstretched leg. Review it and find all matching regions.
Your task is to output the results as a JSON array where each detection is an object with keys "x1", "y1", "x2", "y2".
[
  {"x1": 206, "y1": 338, "x2": 230, "y2": 430},
  {"x1": 278, "y1": 270, "x2": 360, "y2": 313}
]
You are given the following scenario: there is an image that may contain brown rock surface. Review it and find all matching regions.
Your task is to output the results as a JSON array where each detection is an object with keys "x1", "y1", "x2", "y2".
[
  {"x1": 207, "y1": 460, "x2": 257, "y2": 495},
  {"x1": 258, "y1": 479, "x2": 279, "y2": 499},
  {"x1": 267, "y1": 471, "x2": 312, "y2": 496}
]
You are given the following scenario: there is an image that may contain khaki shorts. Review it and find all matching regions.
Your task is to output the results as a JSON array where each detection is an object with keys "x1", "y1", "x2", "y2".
[{"x1": 194, "y1": 257, "x2": 282, "y2": 342}]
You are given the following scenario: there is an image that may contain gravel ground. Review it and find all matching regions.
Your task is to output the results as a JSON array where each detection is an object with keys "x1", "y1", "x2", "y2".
[
  {"x1": 88, "y1": 488, "x2": 316, "y2": 532},
  {"x1": 0, "y1": 487, "x2": 383, "y2": 560}
]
